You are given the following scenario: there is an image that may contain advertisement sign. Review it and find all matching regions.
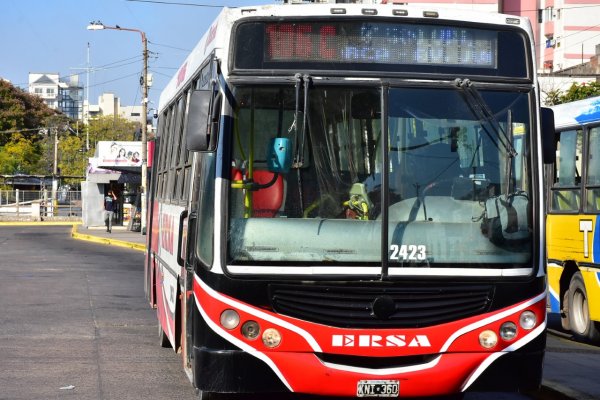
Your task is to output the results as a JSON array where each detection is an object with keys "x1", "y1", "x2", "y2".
[{"x1": 97, "y1": 141, "x2": 142, "y2": 167}]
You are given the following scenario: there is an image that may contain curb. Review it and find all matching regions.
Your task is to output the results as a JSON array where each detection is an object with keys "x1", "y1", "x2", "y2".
[
  {"x1": 533, "y1": 382, "x2": 595, "y2": 400},
  {"x1": 0, "y1": 221, "x2": 79, "y2": 226},
  {"x1": 70, "y1": 225, "x2": 145, "y2": 252},
  {"x1": 0, "y1": 221, "x2": 145, "y2": 252}
]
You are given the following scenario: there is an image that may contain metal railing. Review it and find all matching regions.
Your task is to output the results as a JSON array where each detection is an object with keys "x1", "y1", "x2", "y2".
[{"x1": 0, "y1": 189, "x2": 82, "y2": 219}]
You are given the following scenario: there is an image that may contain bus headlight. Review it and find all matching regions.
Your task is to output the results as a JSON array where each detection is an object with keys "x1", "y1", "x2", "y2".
[
  {"x1": 479, "y1": 330, "x2": 498, "y2": 349},
  {"x1": 519, "y1": 311, "x2": 537, "y2": 330},
  {"x1": 262, "y1": 328, "x2": 282, "y2": 348},
  {"x1": 220, "y1": 309, "x2": 240, "y2": 330},
  {"x1": 241, "y1": 320, "x2": 260, "y2": 340},
  {"x1": 499, "y1": 321, "x2": 518, "y2": 341}
]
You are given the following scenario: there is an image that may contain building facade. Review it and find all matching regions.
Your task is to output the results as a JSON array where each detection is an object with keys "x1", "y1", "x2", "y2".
[
  {"x1": 84, "y1": 92, "x2": 144, "y2": 125},
  {"x1": 28, "y1": 73, "x2": 83, "y2": 120}
]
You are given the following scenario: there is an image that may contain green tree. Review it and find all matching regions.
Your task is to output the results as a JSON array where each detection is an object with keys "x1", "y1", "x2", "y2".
[
  {"x1": 559, "y1": 81, "x2": 600, "y2": 104},
  {"x1": 87, "y1": 115, "x2": 138, "y2": 153},
  {"x1": 0, "y1": 133, "x2": 41, "y2": 174},
  {"x1": 0, "y1": 80, "x2": 57, "y2": 146},
  {"x1": 58, "y1": 135, "x2": 87, "y2": 183},
  {"x1": 33, "y1": 114, "x2": 77, "y2": 176},
  {"x1": 543, "y1": 89, "x2": 562, "y2": 106}
]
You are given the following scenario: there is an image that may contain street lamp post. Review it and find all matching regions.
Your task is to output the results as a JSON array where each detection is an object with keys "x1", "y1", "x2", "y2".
[{"x1": 87, "y1": 21, "x2": 148, "y2": 234}]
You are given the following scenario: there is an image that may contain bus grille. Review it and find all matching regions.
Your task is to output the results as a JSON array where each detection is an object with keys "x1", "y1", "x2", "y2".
[{"x1": 269, "y1": 283, "x2": 494, "y2": 328}]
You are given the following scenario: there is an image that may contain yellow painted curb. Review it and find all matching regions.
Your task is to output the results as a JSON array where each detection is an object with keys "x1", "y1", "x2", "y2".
[
  {"x1": 70, "y1": 225, "x2": 146, "y2": 252},
  {"x1": 0, "y1": 221, "x2": 80, "y2": 226}
]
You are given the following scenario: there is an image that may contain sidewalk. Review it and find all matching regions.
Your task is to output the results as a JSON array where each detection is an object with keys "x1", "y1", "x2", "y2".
[{"x1": 71, "y1": 224, "x2": 146, "y2": 252}]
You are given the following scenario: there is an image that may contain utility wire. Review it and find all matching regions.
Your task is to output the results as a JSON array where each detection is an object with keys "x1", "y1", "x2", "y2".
[
  {"x1": 87, "y1": 72, "x2": 140, "y2": 88},
  {"x1": 148, "y1": 40, "x2": 190, "y2": 52}
]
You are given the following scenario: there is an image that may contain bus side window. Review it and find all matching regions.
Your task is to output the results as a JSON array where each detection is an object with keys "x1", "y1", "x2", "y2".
[
  {"x1": 586, "y1": 126, "x2": 600, "y2": 212},
  {"x1": 550, "y1": 129, "x2": 582, "y2": 212}
]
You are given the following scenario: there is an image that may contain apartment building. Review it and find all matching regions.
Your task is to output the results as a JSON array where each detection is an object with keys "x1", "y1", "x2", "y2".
[
  {"x1": 28, "y1": 73, "x2": 83, "y2": 120},
  {"x1": 85, "y1": 92, "x2": 144, "y2": 125}
]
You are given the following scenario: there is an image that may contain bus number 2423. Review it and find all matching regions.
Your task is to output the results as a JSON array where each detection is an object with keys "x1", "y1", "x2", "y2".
[{"x1": 389, "y1": 244, "x2": 427, "y2": 261}]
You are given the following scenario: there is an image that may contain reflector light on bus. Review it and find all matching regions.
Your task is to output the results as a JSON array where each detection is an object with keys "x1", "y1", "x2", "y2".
[
  {"x1": 220, "y1": 309, "x2": 240, "y2": 330},
  {"x1": 479, "y1": 330, "x2": 498, "y2": 349},
  {"x1": 393, "y1": 9, "x2": 408, "y2": 16},
  {"x1": 262, "y1": 328, "x2": 282, "y2": 348},
  {"x1": 519, "y1": 311, "x2": 536, "y2": 330},
  {"x1": 499, "y1": 321, "x2": 518, "y2": 341},
  {"x1": 241, "y1": 320, "x2": 261, "y2": 340}
]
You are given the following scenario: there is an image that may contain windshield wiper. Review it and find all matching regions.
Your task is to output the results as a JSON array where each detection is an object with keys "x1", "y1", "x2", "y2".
[
  {"x1": 454, "y1": 78, "x2": 517, "y2": 158},
  {"x1": 292, "y1": 74, "x2": 311, "y2": 168},
  {"x1": 289, "y1": 74, "x2": 312, "y2": 216},
  {"x1": 455, "y1": 78, "x2": 517, "y2": 197}
]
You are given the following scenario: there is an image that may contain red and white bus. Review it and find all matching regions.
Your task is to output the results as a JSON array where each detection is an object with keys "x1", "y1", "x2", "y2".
[{"x1": 145, "y1": 1, "x2": 555, "y2": 398}]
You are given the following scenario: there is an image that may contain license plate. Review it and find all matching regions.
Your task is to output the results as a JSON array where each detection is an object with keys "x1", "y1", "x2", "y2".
[{"x1": 357, "y1": 380, "x2": 399, "y2": 397}]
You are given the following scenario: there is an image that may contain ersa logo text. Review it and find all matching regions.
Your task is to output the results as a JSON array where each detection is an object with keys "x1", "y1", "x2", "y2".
[{"x1": 332, "y1": 334, "x2": 431, "y2": 348}]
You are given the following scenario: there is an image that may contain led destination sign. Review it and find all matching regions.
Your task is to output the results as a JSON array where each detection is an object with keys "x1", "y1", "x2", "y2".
[{"x1": 263, "y1": 22, "x2": 497, "y2": 68}]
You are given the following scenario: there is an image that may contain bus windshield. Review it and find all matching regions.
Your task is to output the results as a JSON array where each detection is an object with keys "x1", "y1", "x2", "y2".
[{"x1": 227, "y1": 84, "x2": 532, "y2": 273}]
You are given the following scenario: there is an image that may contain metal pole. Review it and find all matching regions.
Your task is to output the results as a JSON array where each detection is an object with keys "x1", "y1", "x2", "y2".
[
  {"x1": 52, "y1": 130, "x2": 59, "y2": 216},
  {"x1": 141, "y1": 33, "x2": 148, "y2": 234},
  {"x1": 86, "y1": 42, "x2": 90, "y2": 150}
]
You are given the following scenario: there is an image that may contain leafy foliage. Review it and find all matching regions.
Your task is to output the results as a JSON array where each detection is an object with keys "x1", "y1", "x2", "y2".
[
  {"x1": 0, "y1": 133, "x2": 41, "y2": 174},
  {"x1": 87, "y1": 115, "x2": 138, "y2": 146},
  {"x1": 555, "y1": 81, "x2": 600, "y2": 105},
  {"x1": 1, "y1": 80, "x2": 138, "y2": 179},
  {"x1": 58, "y1": 135, "x2": 88, "y2": 183},
  {"x1": 0, "y1": 79, "x2": 57, "y2": 146}
]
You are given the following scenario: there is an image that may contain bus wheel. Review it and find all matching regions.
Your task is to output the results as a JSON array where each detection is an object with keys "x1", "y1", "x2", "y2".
[
  {"x1": 560, "y1": 289, "x2": 571, "y2": 331},
  {"x1": 568, "y1": 272, "x2": 600, "y2": 343},
  {"x1": 158, "y1": 321, "x2": 171, "y2": 348}
]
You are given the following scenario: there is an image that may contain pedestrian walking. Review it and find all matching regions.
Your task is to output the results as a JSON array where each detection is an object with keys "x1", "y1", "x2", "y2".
[{"x1": 104, "y1": 190, "x2": 117, "y2": 233}]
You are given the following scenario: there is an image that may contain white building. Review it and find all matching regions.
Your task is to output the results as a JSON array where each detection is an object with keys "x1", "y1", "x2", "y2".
[
  {"x1": 28, "y1": 72, "x2": 83, "y2": 120},
  {"x1": 84, "y1": 92, "x2": 147, "y2": 126}
]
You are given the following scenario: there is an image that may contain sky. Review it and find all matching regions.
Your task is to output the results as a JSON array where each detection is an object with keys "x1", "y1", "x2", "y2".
[{"x1": 1, "y1": 0, "x2": 274, "y2": 111}]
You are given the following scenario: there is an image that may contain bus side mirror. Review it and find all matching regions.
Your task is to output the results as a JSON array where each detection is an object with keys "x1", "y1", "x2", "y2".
[
  {"x1": 186, "y1": 89, "x2": 213, "y2": 152},
  {"x1": 266, "y1": 138, "x2": 292, "y2": 173},
  {"x1": 541, "y1": 107, "x2": 556, "y2": 164}
]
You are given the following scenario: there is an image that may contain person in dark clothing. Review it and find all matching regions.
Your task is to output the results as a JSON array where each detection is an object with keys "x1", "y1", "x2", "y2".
[{"x1": 104, "y1": 190, "x2": 117, "y2": 233}]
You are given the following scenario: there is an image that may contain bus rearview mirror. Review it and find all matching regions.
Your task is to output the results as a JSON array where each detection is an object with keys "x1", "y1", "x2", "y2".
[
  {"x1": 541, "y1": 107, "x2": 556, "y2": 164},
  {"x1": 186, "y1": 89, "x2": 212, "y2": 152}
]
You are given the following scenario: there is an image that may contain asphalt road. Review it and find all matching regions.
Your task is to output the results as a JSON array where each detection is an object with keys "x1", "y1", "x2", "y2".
[
  {"x1": 0, "y1": 226, "x2": 196, "y2": 400},
  {"x1": 0, "y1": 225, "x2": 587, "y2": 400}
]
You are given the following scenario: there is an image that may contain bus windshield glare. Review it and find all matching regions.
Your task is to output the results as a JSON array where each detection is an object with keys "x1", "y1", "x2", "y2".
[{"x1": 227, "y1": 85, "x2": 532, "y2": 272}]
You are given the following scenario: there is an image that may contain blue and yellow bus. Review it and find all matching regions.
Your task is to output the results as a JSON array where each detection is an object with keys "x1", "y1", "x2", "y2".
[{"x1": 547, "y1": 95, "x2": 600, "y2": 343}]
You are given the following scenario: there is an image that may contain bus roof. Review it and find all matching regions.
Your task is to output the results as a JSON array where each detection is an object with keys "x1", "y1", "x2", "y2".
[
  {"x1": 550, "y1": 95, "x2": 600, "y2": 130},
  {"x1": 158, "y1": 3, "x2": 533, "y2": 112}
]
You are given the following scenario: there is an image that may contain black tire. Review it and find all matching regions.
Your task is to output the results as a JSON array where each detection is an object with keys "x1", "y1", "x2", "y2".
[
  {"x1": 158, "y1": 321, "x2": 171, "y2": 348},
  {"x1": 567, "y1": 272, "x2": 600, "y2": 343},
  {"x1": 561, "y1": 288, "x2": 571, "y2": 331}
]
